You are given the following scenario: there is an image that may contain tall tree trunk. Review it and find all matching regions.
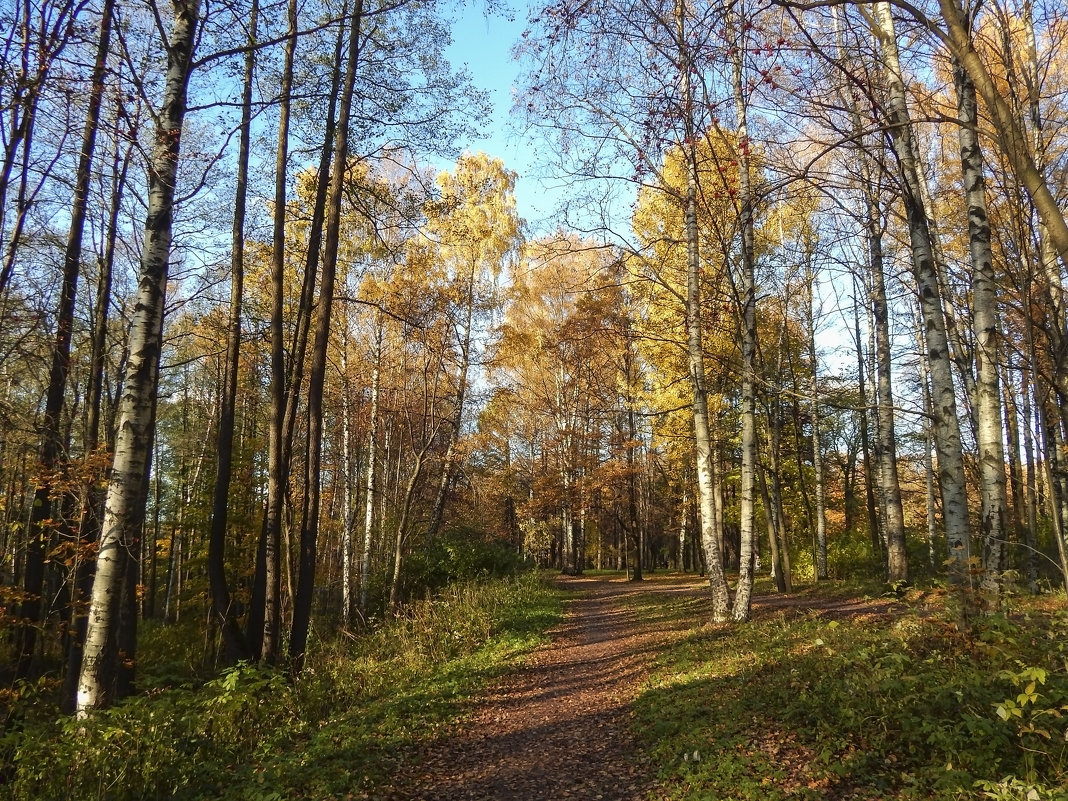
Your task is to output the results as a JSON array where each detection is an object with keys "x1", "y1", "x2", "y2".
[
  {"x1": 852, "y1": 284, "x2": 881, "y2": 554},
  {"x1": 426, "y1": 266, "x2": 476, "y2": 544},
  {"x1": 290, "y1": 0, "x2": 365, "y2": 672},
  {"x1": 76, "y1": 0, "x2": 200, "y2": 715},
  {"x1": 256, "y1": 0, "x2": 298, "y2": 665},
  {"x1": 17, "y1": 0, "x2": 113, "y2": 679},
  {"x1": 272, "y1": 6, "x2": 347, "y2": 647},
  {"x1": 916, "y1": 306, "x2": 940, "y2": 570},
  {"x1": 627, "y1": 405, "x2": 642, "y2": 581},
  {"x1": 954, "y1": 50, "x2": 1009, "y2": 600},
  {"x1": 388, "y1": 442, "x2": 433, "y2": 611},
  {"x1": 62, "y1": 112, "x2": 128, "y2": 713},
  {"x1": 340, "y1": 322, "x2": 354, "y2": 628},
  {"x1": 1002, "y1": 363, "x2": 1036, "y2": 590},
  {"x1": 935, "y1": 0, "x2": 1068, "y2": 270},
  {"x1": 677, "y1": 0, "x2": 729, "y2": 621},
  {"x1": 678, "y1": 487, "x2": 688, "y2": 572},
  {"x1": 867, "y1": 191, "x2": 907, "y2": 579},
  {"x1": 805, "y1": 258, "x2": 828, "y2": 580},
  {"x1": 912, "y1": 135, "x2": 978, "y2": 427},
  {"x1": 1022, "y1": 372, "x2": 1041, "y2": 585},
  {"x1": 731, "y1": 4, "x2": 759, "y2": 622},
  {"x1": 115, "y1": 493, "x2": 144, "y2": 700},
  {"x1": 876, "y1": 2, "x2": 970, "y2": 585},
  {"x1": 835, "y1": 3, "x2": 891, "y2": 566},
  {"x1": 759, "y1": 463, "x2": 786, "y2": 593},
  {"x1": 360, "y1": 315, "x2": 382, "y2": 616},
  {"x1": 766, "y1": 325, "x2": 793, "y2": 592},
  {"x1": 208, "y1": 0, "x2": 256, "y2": 664}
]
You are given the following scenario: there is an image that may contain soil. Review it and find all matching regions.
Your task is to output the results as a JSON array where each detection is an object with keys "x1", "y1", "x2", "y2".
[{"x1": 384, "y1": 573, "x2": 900, "y2": 801}]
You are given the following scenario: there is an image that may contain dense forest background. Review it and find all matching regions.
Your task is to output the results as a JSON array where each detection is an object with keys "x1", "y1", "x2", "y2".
[{"x1": 2, "y1": 0, "x2": 1068, "y2": 753}]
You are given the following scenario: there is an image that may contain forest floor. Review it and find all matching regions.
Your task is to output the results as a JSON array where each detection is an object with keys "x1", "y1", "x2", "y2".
[{"x1": 383, "y1": 573, "x2": 900, "y2": 801}]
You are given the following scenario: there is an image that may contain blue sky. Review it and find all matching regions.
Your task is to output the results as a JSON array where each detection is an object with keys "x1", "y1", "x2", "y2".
[{"x1": 444, "y1": 2, "x2": 558, "y2": 229}]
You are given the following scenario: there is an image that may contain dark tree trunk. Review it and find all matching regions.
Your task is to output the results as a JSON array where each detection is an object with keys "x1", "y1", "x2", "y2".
[
  {"x1": 208, "y1": 0, "x2": 257, "y2": 665},
  {"x1": 16, "y1": 0, "x2": 113, "y2": 680},
  {"x1": 291, "y1": 0, "x2": 365, "y2": 672}
]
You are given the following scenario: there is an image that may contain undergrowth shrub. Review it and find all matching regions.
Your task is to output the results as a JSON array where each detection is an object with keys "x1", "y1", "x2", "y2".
[
  {"x1": 2, "y1": 572, "x2": 559, "y2": 801},
  {"x1": 631, "y1": 590, "x2": 1068, "y2": 801},
  {"x1": 825, "y1": 528, "x2": 886, "y2": 580},
  {"x1": 401, "y1": 527, "x2": 530, "y2": 597}
]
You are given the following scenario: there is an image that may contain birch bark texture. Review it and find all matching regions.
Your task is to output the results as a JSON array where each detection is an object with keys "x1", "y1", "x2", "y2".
[
  {"x1": 77, "y1": 0, "x2": 201, "y2": 716},
  {"x1": 953, "y1": 45, "x2": 1009, "y2": 597},
  {"x1": 730, "y1": 1, "x2": 759, "y2": 623},
  {"x1": 676, "y1": 0, "x2": 730, "y2": 621},
  {"x1": 874, "y1": 2, "x2": 971, "y2": 585}
]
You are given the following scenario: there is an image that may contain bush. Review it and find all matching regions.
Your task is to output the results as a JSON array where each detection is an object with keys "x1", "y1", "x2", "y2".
[
  {"x1": 630, "y1": 587, "x2": 1068, "y2": 800},
  {"x1": 401, "y1": 526, "x2": 530, "y2": 597}
]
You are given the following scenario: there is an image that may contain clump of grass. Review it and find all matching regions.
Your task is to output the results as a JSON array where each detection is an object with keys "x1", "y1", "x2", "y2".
[
  {"x1": 4, "y1": 572, "x2": 562, "y2": 801},
  {"x1": 628, "y1": 585, "x2": 1068, "y2": 800}
]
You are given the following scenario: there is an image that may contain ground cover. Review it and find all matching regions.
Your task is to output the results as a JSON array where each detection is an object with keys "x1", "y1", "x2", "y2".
[
  {"x1": 8, "y1": 570, "x2": 1066, "y2": 801},
  {"x1": 628, "y1": 576, "x2": 1068, "y2": 801},
  {"x1": 2, "y1": 573, "x2": 562, "y2": 801}
]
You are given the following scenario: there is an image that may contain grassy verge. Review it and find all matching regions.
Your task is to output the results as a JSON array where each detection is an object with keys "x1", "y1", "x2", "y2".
[
  {"x1": 3, "y1": 572, "x2": 563, "y2": 801},
  {"x1": 627, "y1": 579, "x2": 1068, "y2": 801}
]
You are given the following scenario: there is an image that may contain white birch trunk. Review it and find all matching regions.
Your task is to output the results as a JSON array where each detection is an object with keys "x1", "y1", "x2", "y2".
[
  {"x1": 731, "y1": 4, "x2": 759, "y2": 622},
  {"x1": 875, "y1": 2, "x2": 971, "y2": 584},
  {"x1": 954, "y1": 52, "x2": 1009, "y2": 598},
  {"x1": 679, "y1": 488, "x2": 688, "y2": 571},
  {"x1": 835, "y1": 3, "x2": 904, "y2": 570},
  {"x1": 677, "y1": 0, "x2": 729, "y2": 619},
  {"x1": 915, "y1": 305, "x2": 939, "y2": 571},
  {"x1": 77, "y1": 0, "x2": 200, "y2": 715},
  {"x1": 805, "y1": 260, "x2": 828, "y2": 580},
  {"x1": 359, "y1": 315, "x2": 382, "y2": 616},
  {"x1": 935, "y1": 0, "x2": 1068, "y2": 268}
]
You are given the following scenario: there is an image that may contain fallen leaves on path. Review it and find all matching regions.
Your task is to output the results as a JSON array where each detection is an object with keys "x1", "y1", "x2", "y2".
[
  {"x1": 383, "y1": 577, "x2": 667, "y2": 801},
  {"x1": 382, "y1": 574, "x2": 907, "y2": 801}
]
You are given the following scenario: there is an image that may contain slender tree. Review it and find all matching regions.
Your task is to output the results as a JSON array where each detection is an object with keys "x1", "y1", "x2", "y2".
[
  {"x1": 873, "y1": 1, "x2": 970, "y2": 585},
  {"x1": 77, "y1": 0, "x2": 201, "y2": 715},
  {"x1": 207, "y1": 0, "x2": 257, "y2": 664},
  {"x1": 952, "y1": 26, "x2": 1009, "y2": 599},
  {"x1": 16, "y1": 0, "x2": 113, "y2": 680},
  {"x1": 291, "y1": 0, "x2": 366, "y2": 671}
]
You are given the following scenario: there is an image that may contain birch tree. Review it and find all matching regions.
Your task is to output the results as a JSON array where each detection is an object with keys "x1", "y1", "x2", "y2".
[
  {"x1": 871, "y1": 2, "x2": 971, "y2": 586},
  {"x1": 422, "y1": 153, "x2": 521, "y2": 545},
  {"x1": 951, "y1": 17, "x2": 1010, "y2": 598},
  {"x1": 77, "y1": 0, "x2": 201, "y2": 715}
]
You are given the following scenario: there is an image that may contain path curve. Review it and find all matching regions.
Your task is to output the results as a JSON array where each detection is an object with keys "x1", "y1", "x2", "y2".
[
  {"x1": 386, "y1": 575, "x2": 670, "y2": 801},
  {"x1": 382, "y1": 573, "x2": 899, "y2": 800}
]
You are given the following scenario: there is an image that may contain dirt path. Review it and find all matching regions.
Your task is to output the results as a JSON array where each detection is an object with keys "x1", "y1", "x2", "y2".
[
  {"x1": 385, "y1": 575, "x2": 675, "y2": 801},
  {"x1": 383, "y1": 574, "x2": 900, "y2": 801}
]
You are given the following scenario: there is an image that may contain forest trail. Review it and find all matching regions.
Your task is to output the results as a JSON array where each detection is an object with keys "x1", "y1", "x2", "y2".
[
  {"x1": 385, "y1": 574, "x2": 684, "y2": 801},
  {"x1": 383, "y1": 574, "x2": 899, "y2": 800}
]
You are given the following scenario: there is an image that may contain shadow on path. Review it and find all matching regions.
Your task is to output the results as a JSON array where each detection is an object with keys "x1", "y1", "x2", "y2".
[{"x1": 383, "y1": 575, "x2": 671, "y2": 801}]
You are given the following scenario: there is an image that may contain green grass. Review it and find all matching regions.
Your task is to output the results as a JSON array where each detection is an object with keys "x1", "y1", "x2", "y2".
[
  {"x1": 627, "y1": 580, "x2": 1068, "y2": 801},
  {"x1": 2, "y1": 572, "x2": 563, "y2": 801},
  {"x1": 11, "y1": 571, "x2": 1065, "y2": 801}
]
